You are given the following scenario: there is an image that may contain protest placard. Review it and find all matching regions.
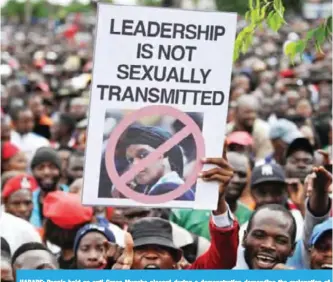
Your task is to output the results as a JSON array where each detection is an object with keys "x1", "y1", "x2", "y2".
[{"x1": 82, "y1": 3, "x2": 237, "y2": 209}]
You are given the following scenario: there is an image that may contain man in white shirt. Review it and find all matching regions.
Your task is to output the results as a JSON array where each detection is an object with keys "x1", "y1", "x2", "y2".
[
  {"x1": 0, "y1": 211, "x2": 42, "y2": 254},
  {"x1": 10, "y1": 107, "x2": 50, "y2": 163}
]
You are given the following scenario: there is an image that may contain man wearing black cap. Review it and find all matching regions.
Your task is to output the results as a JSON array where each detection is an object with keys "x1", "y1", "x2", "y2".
[
  {"x1": 30, "y1": 147, "x2": 69, "y2": 229},
  {"x1": 285, "y1": 137, "x2": 314, "y2": 183},
  {"x1": 112, "y1": 151, "x2": 239, "y2": 270},
  {"x1": 127, "y1": 218, "x2": 186, "y2": 269},
  {"x1": 238, "y1": 163, "x2": 304, "y2": 242}
]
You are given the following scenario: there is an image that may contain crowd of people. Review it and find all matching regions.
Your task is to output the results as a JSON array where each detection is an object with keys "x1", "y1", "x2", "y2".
[{"x1": 0, "y1": 6, "x2": 332, "y2": 279}]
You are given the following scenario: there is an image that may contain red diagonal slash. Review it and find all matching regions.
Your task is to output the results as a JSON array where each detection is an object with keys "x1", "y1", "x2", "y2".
[{"x1": 120, "y1": 126, "x2": 192, "y2": 184}]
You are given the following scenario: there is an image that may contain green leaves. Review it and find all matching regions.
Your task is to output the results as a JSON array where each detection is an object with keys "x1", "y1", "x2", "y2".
[
  {"x1": 267, "y1": 11, "x2": 282, "y2": 31},
  {"x1": 233, "y1": 0, "x2": 332, "y2": 62},
  {"x1": 284, "y1": 41, "x2": 297, "y2": 62},
  {"x1": 234, "y1": 0, "x2": 286, "y2": 61},
  {"x1": 283, "y1": 16, "x2": 332, "y2": 61},
  {"x1": 234, "y1": 24, "x2": 256, "y2": 61},
  {"x1": 284, "y1": 39, "x2": 307, "y2": 63}
]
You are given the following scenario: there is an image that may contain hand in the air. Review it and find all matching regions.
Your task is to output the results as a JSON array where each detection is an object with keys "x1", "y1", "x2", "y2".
[
  {"x1": 112, "y1": 232, "x2": 134, "y2": 270},
  {"x1": 199, "y1": 142, "x2": 234, "y2": 197}
]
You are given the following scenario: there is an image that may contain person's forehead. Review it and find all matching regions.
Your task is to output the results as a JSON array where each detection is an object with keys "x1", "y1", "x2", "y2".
[
  {"x1": 134, "y1": 244, "x2": 171, "y2": 252},
  {"x1": 80, "y1": 232, "x2": 106, "y2": 244},
  {"x1": 239, "y1": 103, "x2": 256, "y2": 111},
  {"x1": 35, "y1": 161, "x2": 58, "y2": 168},
  {"x1": 69, "y1": 155, "x2": 84, "y2": 163},
  {"x1": 289, "y1": 150, "x2": 313, "y2": 159},
  {"x1": 58, "y1": 150, "x2": 71, "y2": 157},
  {"x1": 228, "y1": 154, "x2": 248, "y2": 172},
  {"x1": 18, "y1": 109, "x2": 33, "y2": 117},
  {"x1": 127, "y1": 144, "x2": 154, "y2": 152},
  {"x1": 315, "y1": 230, "x2": 332, "y2": 246},
  {"x1": 251, "y1": 209, "x2": 292, "y2": 233},
  {"x1": 8, "y1": 189, "x2": 32, "y2": 200},
  {"x1": 29, "y1": 95, "x2": 42, "y2": 103},
  {"x1": 253, "y1": 181, "x2": 285, "y2": 191},
  {"x1": 15, "y1": 250, "x2": 55, "y2": 268}
]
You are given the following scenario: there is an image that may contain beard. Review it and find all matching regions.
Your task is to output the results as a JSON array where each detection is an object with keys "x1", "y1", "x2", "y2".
[
  {"x1": 243, "y1": 123, "x2": 254, "y2": 133},
  {"x1": 35, "y1": 175, "x2": 61, "y2": 192},
  {"x1": 226, "y1": 183, "x2": 246, "y2": 203},
  {"x1": 66, "y1": 174, "x2": 75, "y2": 186}
]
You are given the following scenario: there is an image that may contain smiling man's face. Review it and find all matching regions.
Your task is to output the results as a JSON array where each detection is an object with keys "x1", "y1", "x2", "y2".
[
  {"x1": 310, "y1": 231, "x2": 332, "y2": 269},
  {"x1": 243, "y1": 208, "x2": 295, "y2": 269}
]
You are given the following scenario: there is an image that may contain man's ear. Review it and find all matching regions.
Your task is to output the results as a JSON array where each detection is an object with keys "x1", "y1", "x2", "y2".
[
  {"x1": 242, "y1": 230, "x2": 248, "y2": 247},
  {"x1": 307, "y1": 246, "x2": 313, "y2": 255},
  {"x1": 289, "y1": 242, "x2": 296, "y2": 257}
]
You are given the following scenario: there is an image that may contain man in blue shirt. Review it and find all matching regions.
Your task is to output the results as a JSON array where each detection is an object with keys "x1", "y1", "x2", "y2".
[{"x1": 30, "y1": 147, "x2": 69, "y2": 228}]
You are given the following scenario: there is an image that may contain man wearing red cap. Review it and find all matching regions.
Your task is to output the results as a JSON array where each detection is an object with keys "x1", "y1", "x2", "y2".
[
  {"x1": 2, "y1": 175, "x2": 37, "y2": 221},
  {"x1": 227, "y1": 131, "x2": 254, "y2": 159}
]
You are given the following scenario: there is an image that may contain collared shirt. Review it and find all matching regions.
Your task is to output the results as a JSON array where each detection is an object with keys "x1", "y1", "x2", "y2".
[{"x1": 11, "y1": 131, "x2": 50, "y2": 163}]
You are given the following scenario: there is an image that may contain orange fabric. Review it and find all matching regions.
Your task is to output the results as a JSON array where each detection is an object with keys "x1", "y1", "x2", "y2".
[
  {"x1": 39, "y1": 115, "x2": 53, "y2": 126},
  {"x1": 248, "y1": 202, "x2": 256, "y2": 210},
  {"x1": 37, "y1": 227, "x2": 45, "y2": 240}
]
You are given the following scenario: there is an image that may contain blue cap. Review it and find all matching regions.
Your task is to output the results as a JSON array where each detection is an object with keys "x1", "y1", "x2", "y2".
[
  {"x1": 73, "y1": 223, "x2": 115, "y2": 254},
  {"x1": 269, "y1": 119, "x2": 303, "y2": 144},
  {"x1": 309, "y1": 218, "x2": 332, "y2": 246}
]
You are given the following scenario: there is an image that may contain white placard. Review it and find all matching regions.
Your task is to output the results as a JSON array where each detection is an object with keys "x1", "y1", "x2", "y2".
[{"x1": 82, "y1": 3, "x2": 237, "y2": 209}]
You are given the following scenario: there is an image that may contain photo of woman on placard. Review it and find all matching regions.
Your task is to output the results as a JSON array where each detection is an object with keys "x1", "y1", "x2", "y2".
[{"x1": 111, "y1": 124, "x2": 195, "y2": 201}]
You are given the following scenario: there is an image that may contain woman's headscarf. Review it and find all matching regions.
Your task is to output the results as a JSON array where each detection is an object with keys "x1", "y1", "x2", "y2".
[{"x1": 121, "y1": 125, "x2": 184, "y2": 178}]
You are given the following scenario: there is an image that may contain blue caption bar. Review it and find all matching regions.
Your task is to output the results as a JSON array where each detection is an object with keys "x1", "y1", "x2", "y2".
[{"x1": 17, "y1": 270, "x2": 332, "y2": 282}]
